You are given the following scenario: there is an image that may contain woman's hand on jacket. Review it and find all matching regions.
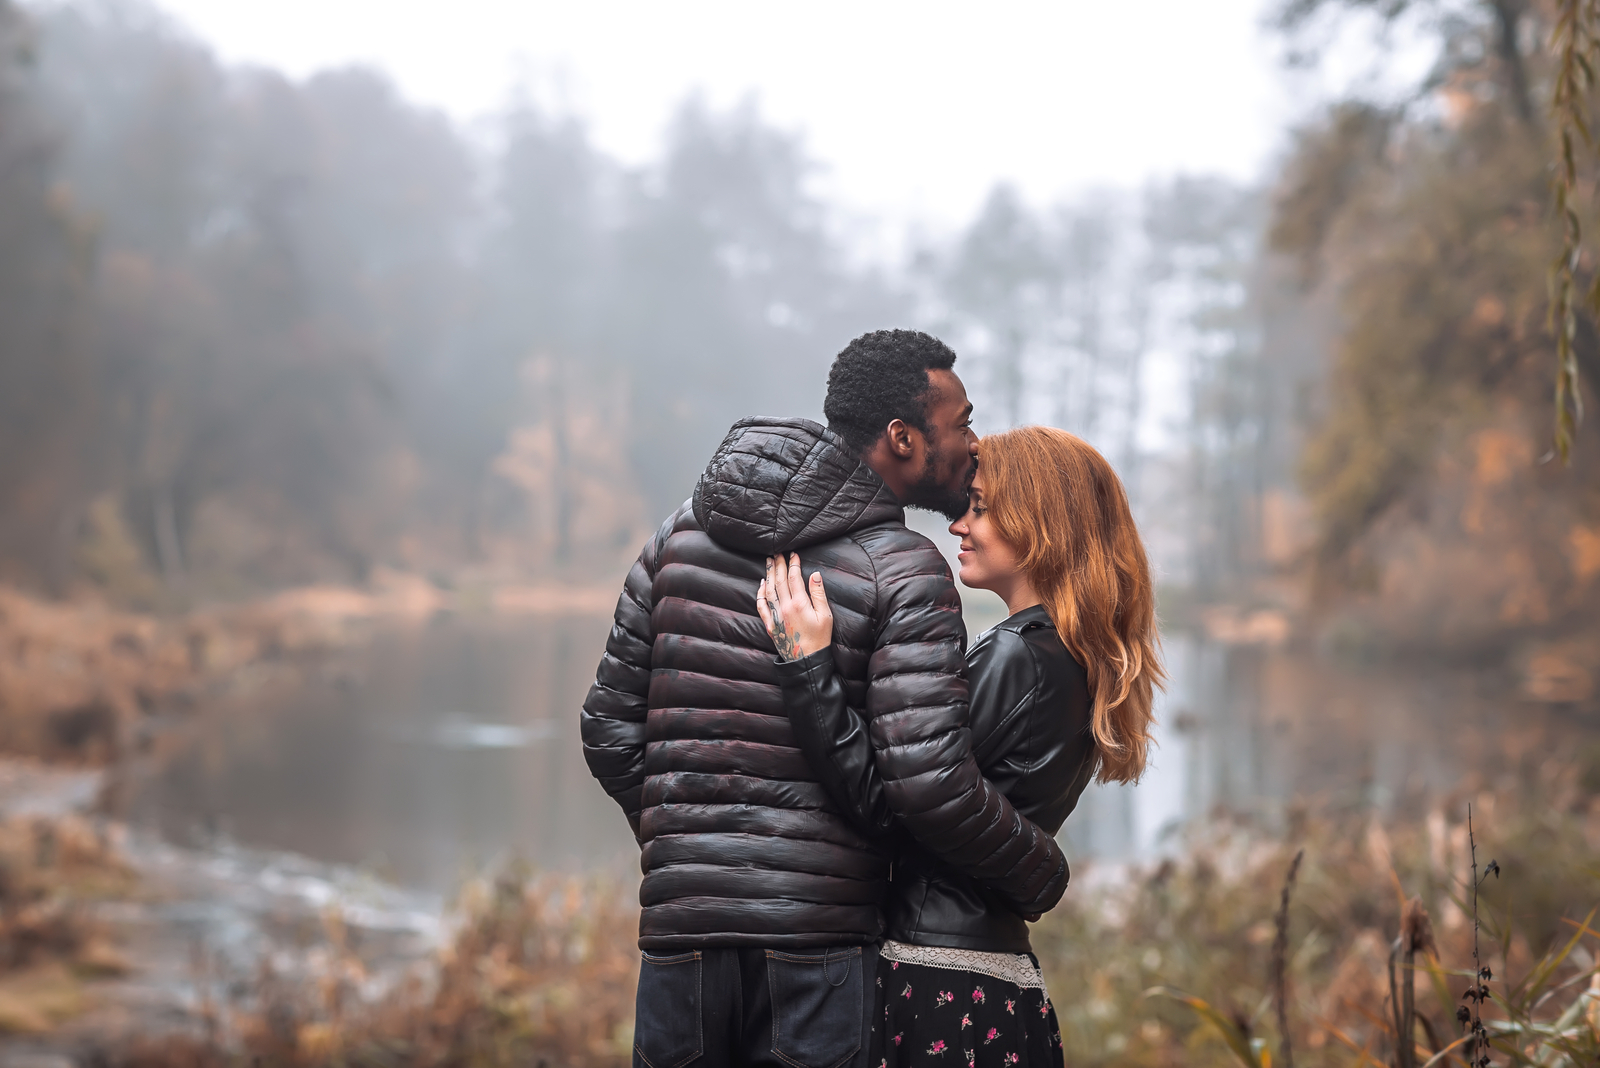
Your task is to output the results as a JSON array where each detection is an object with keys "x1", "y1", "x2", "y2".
[{"x1": 756, "y1": 553, "x2": 833, "y2": 661}]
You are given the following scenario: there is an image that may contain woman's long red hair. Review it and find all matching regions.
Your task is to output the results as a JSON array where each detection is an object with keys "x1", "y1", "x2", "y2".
[{"x1": 978, "y1": 426, "x2": 1162, "y2": 783}]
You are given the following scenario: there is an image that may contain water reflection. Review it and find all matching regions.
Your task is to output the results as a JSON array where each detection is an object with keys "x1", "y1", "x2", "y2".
[
  {"x1": 401, "y1": 721, "x2": 562, "y2": 750},
  {"x1": 1064, "y1": 632, "x2": 1591, "y2": 862},
  {"x1": 124, "y1": 611, "x2": 1590, "y2": 892},
  {"x1": 125, "y1": 615, "x2": 638, "y2": 891}
]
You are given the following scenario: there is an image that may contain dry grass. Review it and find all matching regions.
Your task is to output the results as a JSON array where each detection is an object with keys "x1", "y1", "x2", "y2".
[
  {"x1": 0, "y1": 813, "x2": 136, "y2": 1034},
  {"x1": 83, "y1": 760, "x2": 1600, "y2": 1067},
  {"x1": 113, "y1": 866, "x2": 641, "y2": 1068},
  {"x1": 1034, "y1": 760, "x2": 1600, "y2": 1068},
  {"x1": 0, "y1": 580, "x2": 432, "y2": 763}
]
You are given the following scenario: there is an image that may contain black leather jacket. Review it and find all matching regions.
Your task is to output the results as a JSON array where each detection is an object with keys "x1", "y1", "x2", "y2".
[{"x1": 775, "y1": 604, "x2": 1096, "y2": 952}]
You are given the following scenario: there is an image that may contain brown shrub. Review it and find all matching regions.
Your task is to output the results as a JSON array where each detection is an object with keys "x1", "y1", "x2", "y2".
[{"x1": 116, "y1": 866, "x2": 641, "y2": 1068}]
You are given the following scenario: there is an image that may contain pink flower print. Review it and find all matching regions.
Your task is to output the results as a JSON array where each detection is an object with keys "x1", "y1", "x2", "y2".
[
  {"x1": 934, "y1": 990, "x2": 955, "y2": 1008},
  {"x1": 1005, "y1": 998, "x2": 1015, "y2": 1015},
  {"x1": 965, "y1": 1052, "x2": 976, "y2": 1067},
  {"x1": 985, "y1": 1027, "x2": 1001, "y2": 1045},
  {"x1": 892, "y1": 1033, "x2": 903, "y2": 1046},
  {"x1": 1004, "y1": 1055, "x2": 1020, "y2": 1066},
  {"x1": 890, "y1": 961, "x2": 899, "y2": 969},
  {"x1": 901, "y1": 983, "x2": 913, "y2": 999},
  {"x1": 1039, "y1": 997, "x2": 1052, "y2": 1017},
  {"x1": 960, "y1": 1014, "x2": 972, "y2": 1029},
  {"x1": 971, "y1": 985, "x2": 986, "y2": 1004},
  {"x1": 927, "y1": 1039, "x2": 948, "y2": 1056}
]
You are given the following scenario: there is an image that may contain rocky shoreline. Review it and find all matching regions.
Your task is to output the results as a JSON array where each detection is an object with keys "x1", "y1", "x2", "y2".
[
  {"x1": 0, "y1": 575, "x2": 619, "y2": 1062},
  {"x1": 0, "y1": 756, "x2": 445, "y2": 1064}
]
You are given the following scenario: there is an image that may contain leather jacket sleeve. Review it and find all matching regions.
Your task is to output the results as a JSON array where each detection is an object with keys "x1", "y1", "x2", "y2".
[
  {"x1": 780, "y1": 535, "x2": 1069, "y2": 918},
  {"x1": 777, "y1": 648, "x2": 895, "y2": 836},
  {"x1": 580, "y1": 506, "x2": 677, "y2": 839}
]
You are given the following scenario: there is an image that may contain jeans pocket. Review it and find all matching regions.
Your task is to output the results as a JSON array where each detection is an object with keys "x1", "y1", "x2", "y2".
[
  {"x1": 634, "y1": 950, "x2": 703, "y2": 1068},
  {"x1": 766, "y1": 945, "x2": 864, "y2": 1068}
]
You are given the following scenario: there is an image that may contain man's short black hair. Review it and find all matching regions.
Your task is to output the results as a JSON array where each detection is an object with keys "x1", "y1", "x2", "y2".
[{"x1": 824, "y1": 329, "x2": 958, "y2": 456}]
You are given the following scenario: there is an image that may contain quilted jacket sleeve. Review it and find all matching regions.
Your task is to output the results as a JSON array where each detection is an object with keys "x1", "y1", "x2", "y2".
[
  {"x1": 579, "y1": 508, "x2": 675, "y2": 839},
  {"x1": 795, "y1": 529, "x2": 1069, "y2": 917}
]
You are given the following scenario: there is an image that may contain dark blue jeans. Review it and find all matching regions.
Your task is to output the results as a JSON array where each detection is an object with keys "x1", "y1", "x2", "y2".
[{"x1": 633, "y1": 944, "x2": 877, "y2": 1068}]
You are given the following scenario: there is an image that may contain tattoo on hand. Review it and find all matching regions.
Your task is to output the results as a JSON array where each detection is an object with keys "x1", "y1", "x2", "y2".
[{"x1": 766, "y1": 595, "x2": 803, "y2": 661}]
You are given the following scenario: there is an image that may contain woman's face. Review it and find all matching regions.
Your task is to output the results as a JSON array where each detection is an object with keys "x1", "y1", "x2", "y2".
[{"x1": 949, "y1": 469, "x2": 1024, "y2": 594}]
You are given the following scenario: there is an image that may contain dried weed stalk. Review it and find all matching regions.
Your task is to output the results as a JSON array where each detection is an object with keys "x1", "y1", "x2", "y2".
[
  {"x1": 1102, "y1": 768, "x2": 1600, "y2": 1068},
  {"x1": 1274, "y1": 848, "x2": 1306, "y2": 1068},
  {"x1": 1389, "y1": 895, "x2": 1438, "y2": 1068},
  {"x1": 1464, "y1": 804, "x2": 1498, "y2": 1068}
]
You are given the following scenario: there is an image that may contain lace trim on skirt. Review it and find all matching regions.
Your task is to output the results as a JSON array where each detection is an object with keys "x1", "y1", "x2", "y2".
[{"x1": 879, "y1": 939, "x2": 1048, "y2": 991}]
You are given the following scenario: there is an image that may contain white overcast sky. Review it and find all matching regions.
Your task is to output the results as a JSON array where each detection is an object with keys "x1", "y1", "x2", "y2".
[{"x1": 146, "y1": 0, "x2": 1325, "y2": 237}]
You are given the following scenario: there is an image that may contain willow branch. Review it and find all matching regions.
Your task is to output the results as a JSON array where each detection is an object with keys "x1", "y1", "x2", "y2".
[{"x1": 1548, "y1": 0, "x2": 1598, "y2": 462}]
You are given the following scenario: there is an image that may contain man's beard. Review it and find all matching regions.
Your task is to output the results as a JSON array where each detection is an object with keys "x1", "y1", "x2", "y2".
[{"x1": 905, "y1": 446, "x2": 975, "y2": 522}]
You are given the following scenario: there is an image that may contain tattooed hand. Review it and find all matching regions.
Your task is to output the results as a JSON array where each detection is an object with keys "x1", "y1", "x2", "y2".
[
  {"x1": 762, "y1": 583, "x2": 802, "y2": 660},
  {"x1": 755, "y1": 552, "x2": 834, "y2": 662}
]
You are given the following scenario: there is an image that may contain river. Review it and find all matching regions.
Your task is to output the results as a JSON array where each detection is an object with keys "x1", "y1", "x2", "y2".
[{"x1": 116, "y1": 604, "x2": 1590, "y2": 896}]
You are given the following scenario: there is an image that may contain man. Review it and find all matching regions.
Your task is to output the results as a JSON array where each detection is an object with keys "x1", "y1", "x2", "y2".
[{"x1": 582, "y1": 329, "x2": 1068, "y2": 1068}]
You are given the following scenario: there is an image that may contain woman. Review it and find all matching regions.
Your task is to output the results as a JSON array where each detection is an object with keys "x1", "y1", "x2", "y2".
[{"x1": 756, "y1": 425, "x2": 1162, "y2": 1068}]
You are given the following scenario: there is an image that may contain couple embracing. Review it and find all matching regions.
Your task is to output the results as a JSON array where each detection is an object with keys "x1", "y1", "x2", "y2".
[{"x1": 582, "y1": 329, "x2": 1163, "y2": 1068}]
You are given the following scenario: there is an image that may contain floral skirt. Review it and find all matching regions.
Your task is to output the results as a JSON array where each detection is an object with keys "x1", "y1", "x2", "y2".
[{"x1": 870, "y1": 941, "x2": 1063, "y2": 1068}]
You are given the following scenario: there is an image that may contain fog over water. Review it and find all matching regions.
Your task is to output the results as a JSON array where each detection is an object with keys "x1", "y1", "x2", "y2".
[
  {"x1": 118, "y1": 607, "x2": 1560, "y2": 893},
  {"x1": 5, "y1": 0, "x2": 1596, "y2": 902}
]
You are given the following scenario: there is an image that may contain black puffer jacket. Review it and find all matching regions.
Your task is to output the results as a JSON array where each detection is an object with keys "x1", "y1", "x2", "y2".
[
  {"x1": 581, "y1": 418, "x2": 1069, "y2": 949},
  {"x1": 777, "y1": 605, "x2": 1096, "y2": 952}
]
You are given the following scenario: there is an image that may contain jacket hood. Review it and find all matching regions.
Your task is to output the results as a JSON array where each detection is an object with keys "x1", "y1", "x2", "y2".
[{"x1": 692, "y1": 417, "x2": 904, "y2": 555}]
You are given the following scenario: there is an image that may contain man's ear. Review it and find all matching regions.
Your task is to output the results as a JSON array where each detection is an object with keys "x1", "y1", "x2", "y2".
[{"x1": 884, "y1": 418, "x2": 916, "y2": 460}]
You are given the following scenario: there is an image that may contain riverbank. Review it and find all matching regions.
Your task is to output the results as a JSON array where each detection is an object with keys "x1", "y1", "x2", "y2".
[
  {"x1": 0, "y1": 752, "x2": 634, "y2": 1066},
  {"x1": 0, "y1": 756, "x2": 447, "y2": 1057},
  {"x1": 4, "y1": 578, "x2": 1598, "y2": 1065},
  {"x1": 0, "y1": 580, "x2": 628, "y2": 1060},
  {"x1": 9, "y1": 755, "x2": 1595, "y2": 1068},
  {"x1": 0, "y1": 575, "x2": 618, "y2": 767}
]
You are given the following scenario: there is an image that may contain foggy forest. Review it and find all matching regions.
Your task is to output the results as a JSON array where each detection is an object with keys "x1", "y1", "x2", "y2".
[{"x1": 0, "y1": 0, "x2": 1598, "y2": 1065}]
